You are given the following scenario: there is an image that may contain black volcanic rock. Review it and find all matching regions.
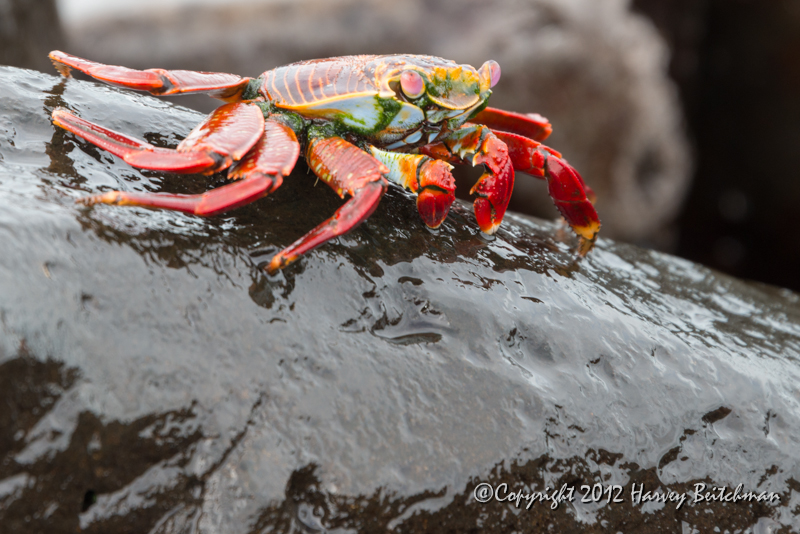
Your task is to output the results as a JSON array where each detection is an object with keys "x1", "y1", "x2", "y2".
[{"x1": 0, "y1": 67, "x2": 798, "y2": 533}]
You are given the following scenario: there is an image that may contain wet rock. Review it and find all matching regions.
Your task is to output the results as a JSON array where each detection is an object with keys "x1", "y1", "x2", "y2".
[
  {"x1": 66, "y1": 0, "x2": 691, "y2": 247},
  {"x1": 0, "y1": 67, "x2": 798, "y2": 533}
]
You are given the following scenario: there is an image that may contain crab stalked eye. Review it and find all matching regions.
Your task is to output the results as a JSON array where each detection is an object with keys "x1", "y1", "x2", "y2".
[
  {"x1": 479, "y1": 60, "x2": 501, "y2": 88},
  {"x1": 400, "y1": 70, "x2": 425, "y2": 99}
]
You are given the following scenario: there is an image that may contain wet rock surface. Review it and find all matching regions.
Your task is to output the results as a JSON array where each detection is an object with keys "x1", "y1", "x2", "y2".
[{"x1": 0, "y1": 67, "x2": 799, "y2": 533}]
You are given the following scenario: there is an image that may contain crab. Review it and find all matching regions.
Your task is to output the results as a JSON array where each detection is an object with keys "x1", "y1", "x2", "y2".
[{"x1": 48, "y1": 51, "x2": 600, "y2": 272}]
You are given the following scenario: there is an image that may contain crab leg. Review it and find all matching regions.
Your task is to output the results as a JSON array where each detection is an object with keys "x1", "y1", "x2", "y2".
[
  {"x1": 267, "y1": 137, "x2": 388, "y2": 273},
  {"x1": 368, "y1": 147, "x2": 456, "y2": 228},
  {"x1": 471, "y1": 107, "x2": 596, "y2": 203},
  {"x1": 470, "y1": 107, "x2": 553, "y2": 143},
  {"x1": 50, "y1": 50, "x2": 252, "y2": 102},
  {"x1": 53, "y1": 102, "x2": 265, "y2": 174},
  {"x1": 420, "y1": 124, "x2": 514, "y2": 235},
  {"x1": 76, "y1": 119, "x2": 299, "y2": 216},
  {"x1": 491, "y1": 130, "x2": 600, "y2": 255}
]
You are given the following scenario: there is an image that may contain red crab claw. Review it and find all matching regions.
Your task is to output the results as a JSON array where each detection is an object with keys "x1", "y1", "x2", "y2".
[
  {"x1": 469, "y1": 132, "x2": 514, "y2": 235},
  {"x1": 489, "y1": 130, "x2": 600, "y2": 254},
  {"x1": 545, "y1": 156, "x2": 600, "y2": 254},
  {"x1": 368, "y1": 147, "x2": 456, "y2": 229},
  {"x1": 416, "y1": 159, "x2": 456, "y2": 229},
  {"x1": 421, "y1": 126, "x2": 514, "y2": 235}
]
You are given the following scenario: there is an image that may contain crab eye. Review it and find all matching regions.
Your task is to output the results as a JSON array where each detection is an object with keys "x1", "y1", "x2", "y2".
[
  {"x1": 479, "y1": 60, "x2": 501, "y2": 88},
  {"x1": 400, "y1": 70, "x2": 425, "y2": 99}
]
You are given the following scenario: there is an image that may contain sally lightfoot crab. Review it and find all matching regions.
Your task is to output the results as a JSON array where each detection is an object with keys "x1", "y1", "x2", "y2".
[{"x1": 49, "y1": 51, "x2": 600, "y2": 272}]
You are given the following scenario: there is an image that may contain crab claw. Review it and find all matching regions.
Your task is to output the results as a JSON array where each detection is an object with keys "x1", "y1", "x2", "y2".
[
  {"x1": 545, "y1": 155, "x2": 600, "y2": 254},
  {"x1": 416, "y1": 159, "x2": 456, "y2": 229},
  {"x1": 470, "y1": 133, "x2": 514, "y2": 235},
  {"x1": 485, "y1": 129, "x2": 600, "y2": 254},
  {"x1": 368, "y1": 147, "x2": 457, "y2": 229}
]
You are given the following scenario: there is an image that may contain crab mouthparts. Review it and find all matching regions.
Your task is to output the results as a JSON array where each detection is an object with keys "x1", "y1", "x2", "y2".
[{"x1": 425, "y1": 108, "x2": 467, "y2": 124}]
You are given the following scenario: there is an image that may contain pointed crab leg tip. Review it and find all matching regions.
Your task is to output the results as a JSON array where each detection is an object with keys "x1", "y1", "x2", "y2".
[
  {"x1": 52, "y1": 108, "x2": 79, "y2": 129},
  {"x1": 577, "y1": 237, "x2": 597, "y2": 257},
  {"x1": 75, "y1": 191, "x2": 120, "y2": 206},
  {"x1": 266, "y1": 255, "x2": 291, "y2": 274},
  {"x1": 49, "y1": 51, "x2": 70, "y2": 73}
]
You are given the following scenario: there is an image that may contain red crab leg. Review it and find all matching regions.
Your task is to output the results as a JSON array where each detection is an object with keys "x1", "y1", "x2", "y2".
[
  {"x1": 420, "y1": 124, "x2": 514, "y2": 235},
  {"x1": 471, "y1": 107, "x2": 553, "y2": 142},
  {"x1": 492, "y1": 130, "x2": 600, "y2": 254},
  {"x1": 368, "y1": 147, "x2": 456, "y2": 228},
  {"x1": 267, "y1": 137, "x2": 388, "y2": 273},
  {"x1": 50, "y1": 50, "x2": 251, "y2": 102},
  {"x1": 76, "y1": 118, "x2": 300, "y2": 216},
  {"x1": 53, "y1": 102, "x2": 265, "y2": 174}
]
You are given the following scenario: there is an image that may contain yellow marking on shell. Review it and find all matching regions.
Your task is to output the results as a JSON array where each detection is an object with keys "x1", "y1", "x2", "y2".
[
  {"x1": 478, "y1": 66, "x2": 492, "y2": 94},
  {"x1": 426, "y1": 65, "x2": 483, "y2": 110}
]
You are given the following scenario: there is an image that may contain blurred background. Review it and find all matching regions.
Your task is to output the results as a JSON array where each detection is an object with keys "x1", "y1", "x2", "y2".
[{"x1": 2, "y1": 0, "x2": 799, "y2": 292}]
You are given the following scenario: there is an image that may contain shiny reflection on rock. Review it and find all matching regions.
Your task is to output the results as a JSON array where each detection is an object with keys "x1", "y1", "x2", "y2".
[{"x1": 1, "y1": 67, "x2": 799, "y2": 533}]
